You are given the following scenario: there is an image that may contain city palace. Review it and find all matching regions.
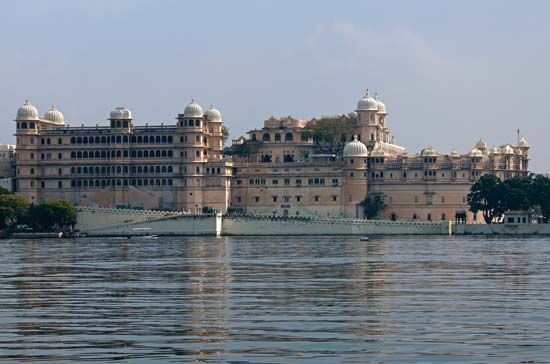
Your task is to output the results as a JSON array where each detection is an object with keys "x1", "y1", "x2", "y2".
[{"x1": 12, "y1": 90, "x2": 530, "y2": 222}]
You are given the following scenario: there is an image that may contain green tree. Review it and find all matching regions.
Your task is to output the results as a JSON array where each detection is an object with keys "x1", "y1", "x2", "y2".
[
  {"x1": 229, "y1": 139, "x2": 259, "y2": 157},
  {"x1": 221, "y1": 126, "x2": 230, "y2": 145},
  {"x1": 28, "y1": 199, "x2": 76, "y2": 231},
  {"x1": 304, "y1": 114, "x2": 355, "y2": 155},
  {"x1": 467, "y1": 174, "x2": 506, "y2": 224},
  {"x1": 531, "y1": 174, "x2": 550, "y2": 222},
  {"x1": 0, "y1": 194, "x2": 30, "y2": 230},
  {"x1": 500, "y1": 176, "x2": 532, "y2": 211},
  {"x1": 0, "y1": 186, "x2": 11, "y2": 195},
  {"x1": 361, "y1": 194, "x2": 386, "y2": 219}
]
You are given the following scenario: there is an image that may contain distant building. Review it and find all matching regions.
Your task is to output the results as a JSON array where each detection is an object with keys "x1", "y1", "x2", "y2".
[
  {"x1": 12, "y1": 90, "x2": 530, "y2": 221},
  {"x1": 0, "y1": 144, "x2": 15, "y2": 192}
]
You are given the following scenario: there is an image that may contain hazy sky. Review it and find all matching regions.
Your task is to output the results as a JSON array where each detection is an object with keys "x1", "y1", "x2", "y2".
[{"x1": 2, "y1": 0, "x2": 549, "y2": 172}]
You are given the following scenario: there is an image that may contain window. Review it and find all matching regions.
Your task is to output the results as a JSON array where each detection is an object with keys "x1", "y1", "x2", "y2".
[
  {"x1": 58, "y1": 168, "x2": 62, "y2": 175},
  {"x1": 58, "y1": 153, "x2": 62, "y2": 160},
  {"x1": 441, "y1": 196, "x2": 445, "y2": 203},
  {"x1": 332, "y1": 195, "x2": 337, "y2": 202},
  {"x1": 237, "y1": 196, "x2": 242, "y2": 202},
  {"x1": 30, "y1": 168, "x2": 34, "y2": 175},
  {"x1": 254, "y1": 196, "x2": 260, "y2": 203},
  {"x1": 296, "y1": 196, "x2": 302, "y2": 202},
  {"x1": 283, "y1": 196, "x2": 290, "y2": 203},
  {"x1": 58, "y1": 181, "x2": 62, "y2": 188},
  {"x1": 272, "y1": 196, "x2": 278, "y2": 202},
  {"x1": 272, "y1": 179, "x2": 278, "y2": 185},
  {"x1": 314, "y1": 196, "x2": 320, "y2": 202},
  {"x1": 441, "y1": 213, "x2": 446, "y2": 221},
  {"x1": 414, "y1": 196, "x2": 418, "y2": 203}
]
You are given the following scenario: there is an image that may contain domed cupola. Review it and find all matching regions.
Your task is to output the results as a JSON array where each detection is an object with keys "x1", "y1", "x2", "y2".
[
  {"x1": 184, "y1": 99, "x2": 203, "y2": 118},
  {"x1": 501, "y1": 145, "x2": 514, "y2": 155},
  {"x1": 469, "y1": 148, "x2": 483, "y2": 157},
  {"x1": 421, "y1": 147, "x2": 438, "y2": 157},
  {"x1": 343, "y1": 135, "x2": 369, "y2": 157},
  {"x1": 450, "y1": 149, "x2": 460, "y2": 158},
  {"x1": 356, "y1": 89, "x2": 379, "y2": 111},
  {"x1": 16, "y1": 99, "x2": 39, "y2": 120},
  {"x1": 375, "y1": 93, "x2": 387, "y2": 114},
  {"x1": 518, "y1": 137, "x2": 529, "y2": 148},
  {"x1": 43, "y1": 104, "x2": 64, "y2": 125},
  {"x1": 109, "y1": 106, "x2": 132, "y2": 120},
  {"x1": 475, "y1": 138, "x2": 488, "y2": 150},
  {"x1": 205, "y1": 104, "x2": 222, "y2": 122}
]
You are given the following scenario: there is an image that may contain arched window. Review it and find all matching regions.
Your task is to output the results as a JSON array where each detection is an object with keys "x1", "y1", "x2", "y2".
[
  {"x1": 412, "y1": 213, "x2": 417, "y2": 220},
  {"x1": 155, "y1": 150, "x2": 161, "y2": 158},
  {"x1": 144, "y1": 150, "x2": 149, "y2": 158},
  {"x1": 116, "y1": 166, "x2": 121, "y2": 174},
  {"x1": 138, "y1": 151, "x2": 143, "y2": 158},
  {"x1": 95, "y1": 151, "x2": 100, "y2": 158},
  {"x1": 116, "y1": 150, "x2": 121, "y2": 157},
  {"x1": 83, "y1": 137, "x2": 88, "y2": 144},
  {"x1": 167, "y1": 136, "x2": 173, "y2": 143},
  {"x1": 196, "y1": 166, "x2": 200, "y2": 174},
  {"x1": 252, "y1": 134, "x2": 257, "y2": 141},
  {"x1": 116, "y1": 136, "x2": 121, "y2": 143},
  {"x1": 137, "y1": 136, "x2": 143, "y2": 143},
  {"x1": 76, "y1": 137, "x2": 82, "y2": 144},
  {"x1": 77, "y1": 167, "x2": 82, "y2": 174},
  {"x1": 285, "y1": 132, "x2": 293, "y2": 142},
  {"x1": 101, "y1": 136, "x2": 107, "y2": 144},
  {"x1": 83, "y1": 167, "x2": 88, "y2": 174},
  {"x1": 101, "y1": 151, "x2": 106, "y2": 158},
  {"x1": 101, "y1": 166, "x2": 106, "y2": 174},
  {"x1": 123, "y1": 150, "x2": 128, "y2": 157},
  {"x1": 71, "y1": 167, "x2": 75, "y2": 174},
  {"x1": 83, "y1": 151, "x2": 88, "y2": 158},
  {"x1": 95, "y1": 167, "x2": 100, "y2": 174},
  {"x1": 262, "y1": 133, "x2": 270, "y2": 142},
  {"x1": 275, "y1": 133, "x2": 281, "y2": 142},
  {"x1": 161, "y1": 150, "x2": 167, "y2": 157},
  {"x1": 156, "y1": 136, "x2": 161, "y2": 143},
  {"x1": 123, "y1": 135, "x2": 128, "y2": 143},
  {"x1": 167, "y1": 150, "x2": 173, "y2": 157},
  {"x1": 131, "y1": 150, "x2": 136, "y2": 157},
  {"x1": 427, "y1": 213, "x2": 432, "y2": 221},
  {"x1": 123, "y1": 121, "x2": 128, "y2": 128},
  {"x1": 144, "y1": 136, "x2": 149, "y2": 143},
  {"x1": 71, "y1": 137, "x2": 76, "y2": 144},
  {"x1": 161, "y1": 166, "x2": 167, "y2": 173},
  {"x1": 95, "y1": 136, "x2": 100, "y2": 144},
  {"x1": 167, "y1": 166, "x2": 173, "y2": 173},
  {"x1": 155, "y1": 166, "x2": 160, "y2": 173},
  {"x1": 441, "y1": 213, "x2": 446, "y2": 221},
  {"x1": 138, "y1": 166, "x2": 143, "y2": 173},
  {"x1": 195, "y1": 120, "x2": 200, "y2": 127},
  {"x1": 131, "y1": 136, "x2": 136, "y2": 143},
  {"x1": 71, "y1": 151, "x2": 76, "y2": 159}
]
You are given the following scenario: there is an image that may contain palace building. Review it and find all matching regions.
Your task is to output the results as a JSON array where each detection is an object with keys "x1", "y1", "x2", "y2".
[{"x1": 12, "y1": 91, "x2": 530, "y2": 222}]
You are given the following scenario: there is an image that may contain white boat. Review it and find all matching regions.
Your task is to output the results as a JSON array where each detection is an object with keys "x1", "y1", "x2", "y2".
[
  {"x1": 360, "y1": 236, "x2": 369, "y2": 241},
  {"x1": 143, "y1": 235, "x2": 158, "y2": 239}
]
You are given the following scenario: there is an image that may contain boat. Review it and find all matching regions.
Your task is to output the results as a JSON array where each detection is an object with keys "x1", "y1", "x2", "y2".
[
  {"x1": 360, "y1": 236, "x2": 369, "y2": 241},
  {"x1": 143, "y1": 235, "x2": 158, "y2": 239}
]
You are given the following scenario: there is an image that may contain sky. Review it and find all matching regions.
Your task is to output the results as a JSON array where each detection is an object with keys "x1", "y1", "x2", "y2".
[{"x1": 1, "y1": 0, "x2": 549, "y2": 172}]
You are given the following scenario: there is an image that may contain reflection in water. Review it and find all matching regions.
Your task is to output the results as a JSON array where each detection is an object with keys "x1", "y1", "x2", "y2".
[{"x1": 0, "y1": 236, "x2": 549, "y2": 363}]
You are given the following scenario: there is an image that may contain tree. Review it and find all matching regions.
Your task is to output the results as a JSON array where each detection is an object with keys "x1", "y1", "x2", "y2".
[
  {"x1": 28, "y1": 199, "x2": 77, "y2": 231},
  {"x1": 361, "y1": 194, "x2": 386, "y2": 219},
  {"x1": 500, "y1": 176, "x2": 532, "y2": 211},
  {"x1": 0, "y1": 194, "x2": 30, "y2": 230},
  {"x1": 221, "y1": 126, "x2": 230, "y2": 145},
  {"x1": 0, "y1": 186, "x2": 10, "y2": 195},
  {"x1": 531, "y1": 174, "x2": 550, "y2": 222},
  {"x1": 304, "y1": 114, "x2": 355, "y2": 155},
  {"x1": 467, "y1": 174, "x2": 506, "y2": 224},
  {"x1": 228, "y1": 139, "x2": 259, "y2": 158}
]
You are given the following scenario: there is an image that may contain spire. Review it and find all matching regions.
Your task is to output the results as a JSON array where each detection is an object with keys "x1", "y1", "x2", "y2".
[{"x1": 365, "y1": 88, "x2": 369, "y2": 97}]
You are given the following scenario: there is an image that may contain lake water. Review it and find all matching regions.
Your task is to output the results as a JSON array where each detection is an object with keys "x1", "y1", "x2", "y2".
[{"x1": 0, "y1": 236, "x2": 549, "y2": 363}]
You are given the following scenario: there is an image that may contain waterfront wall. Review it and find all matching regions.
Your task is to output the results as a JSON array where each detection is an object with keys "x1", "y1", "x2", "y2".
[{"x1": 76, "y1": 207, "x2": 550, "y2": 236}]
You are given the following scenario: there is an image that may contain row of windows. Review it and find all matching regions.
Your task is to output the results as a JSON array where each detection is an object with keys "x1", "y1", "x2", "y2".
[
  {"x1": 179, "y1": 119, "x2": 202, "y2": 127},
  {"x1": 70, "y1": 135, "x2": 174, "y2": 144},
  {"x1": 70, "y1": 149, "x2": 174, "y2": 159},
  {"x1": 71, "y1": 179, "x2": 174, "y2": 188},
  {"x1": 71, "y1": 165, "x2": 175, "y2": 175},
  {"x1": 236, "y1": 194, "x2": 336, "y2": 203},
  {"x1": 243, "y1": 178, "x2": 339, "y2": 186},
  {"x1": 251, "y1": 132, "x2": 299, "y2": 142}
]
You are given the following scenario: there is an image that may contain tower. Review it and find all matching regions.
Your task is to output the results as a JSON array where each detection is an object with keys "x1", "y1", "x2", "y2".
[{"x1": 342, "y1": 135, "x2": 369, "y2": 218}]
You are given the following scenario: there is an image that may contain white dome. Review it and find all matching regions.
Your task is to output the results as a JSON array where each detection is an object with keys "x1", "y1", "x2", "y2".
[
  {"x1": 374, "y1": 93, "x2": 387, "y2": 114},
  {"x1": 421, "y1": 147, "x2": 438, "y2": 157},
  {"x1": 184, "y1": 99, "x2": 203, "y2": 118},
  {"x1": 469, "y1": 148, "x2": 483, "y2": 157},
  {"x1": 110, "y1": 106, "x2": 132, "y2": 120},
  {"x1": 356, "y1": 90, "x2": 379, "y2": 111},
  {"x1": 490, "y1": 147, "x2": 501, "y2": 154},
  {"x1": 501, "y1": 145, "x2": 514, "y2": 154},
  {"x1": 343, "y1": 135, "x2": 368, "y2": 157},
  {"x1": 43, "y1": 104, "x2": 64, "y2": 124},
  {"x1": 475, "y1": 138, "x2": 488, "y2": 149},
  {"x1": 450, "y1": 149, "x2": 459, "y2": 157},
  {"x1": 518, "y1": 137, "x2": 529, "y2": 148},
  {"x1": 205, "y1": 104, "x2": 222, "y2": 122},
  {"x1": 16, "y1": 99, "x2": 39, "y2": 120}
]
